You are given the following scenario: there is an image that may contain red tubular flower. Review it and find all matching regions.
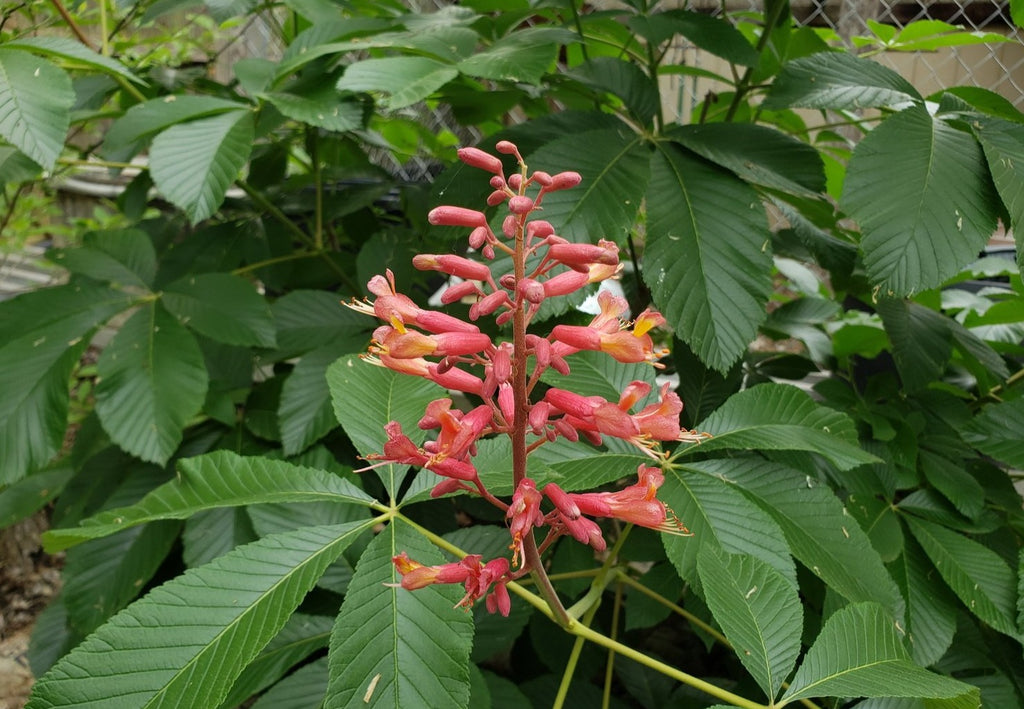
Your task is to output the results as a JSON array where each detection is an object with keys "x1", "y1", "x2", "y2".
[
  {"x1": 508, "y1": 478, "x2": 544, "y2": 566},
  {"x1": 570, "y1": 466, "x2": 670, "y2": 529}
]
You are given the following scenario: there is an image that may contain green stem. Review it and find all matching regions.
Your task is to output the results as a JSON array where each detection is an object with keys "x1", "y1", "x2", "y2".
[
  {"x1": 566, "y1": 525, "x2": 632, "y2": 618},
  {"x1": 310, "y1": 128, "x2": 323, "y2": 250},
  {"x1": 568, "y1": 0, "x2": 590, "y2": 63},
  {"x1": 615, "y1": 571, "x2": 727, "y2": 645},
  {"x1": 99, "y1": 0, "x2": 109, "y2": 55},
  {"x1": 602, "y1": 581, "x2": 624, "y2": 709},
  {"x1": 237, "y1": 180, "x2": 315, "y2": 248},
  {"x1": 554, "y1": 593, "x2": 602, "y2": 709},
  {"x1": 724, "y1": 0, "x2": 789, "y2": 122},
  {"x1": 231, "y1": 250, "x2": 318, "y2": 275}
]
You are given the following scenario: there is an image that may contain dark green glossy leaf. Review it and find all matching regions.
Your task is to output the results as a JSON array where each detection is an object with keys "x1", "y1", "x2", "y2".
[
  {"x1": 644, "y1": 141, "x2": 771, "y2": 372},
  {"x1": 162, "y1": 272, "x2": 276, "y2": 348},
  {"x1": 457, "y1": 27, "x2": 575, "y2": 84},
  {"x1": 337, "y1": 57, "x2": 458, "y2": 110},
  {"x1": 843, "y1": 106, "x2": 1000, "y2": 294},
  {"x1": 103, "y1": 95, "x2": 247, "y2": 155},
  {"x1": 764, "y1": 51, "x2": 921, "y2": 110},
  {"x1": 963, "y1": 397, "x2": 1024, "y2": 468}
]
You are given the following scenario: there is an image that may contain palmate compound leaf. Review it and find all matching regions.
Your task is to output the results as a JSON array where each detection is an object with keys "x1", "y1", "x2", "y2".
[
  {"x1": 842, "y1": 105, "x2": 1001, "y2": 295},
  {"x1": 780, "y1": 603, "x2": 980, "y2": 707},
  {"x1": 43, "y1": 450, "x2": 375, "y2": 551},
  {"x1": 687, "y1": 457, "x2": 904, "y2": 616},
  {"x1": 325, "y1": 518, "x2": 474, "y2": 709},
  {"x1": 327, "y1": 354, "x2": 447, "y2": 501},
  {"x1": 963, "y1": 396, "x2": 1024, "y2": 469},
  {"x1": 149, "y1": 109, "x2": 255, "y2": 224},
  {"x1": 697, "y1": 547, "x2": 802, "y2": 702},
  {"x1": 643, "y1": 140, "x2": 772, "y2": 372},
  {"x1": 27, "y1": 520, "x2": 376, "y2": 709}
]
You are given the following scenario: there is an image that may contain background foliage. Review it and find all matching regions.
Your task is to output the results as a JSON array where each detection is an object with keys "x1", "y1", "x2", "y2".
[{"x1": 2, "y1": 0, "x2": 1024, "y2": 706}]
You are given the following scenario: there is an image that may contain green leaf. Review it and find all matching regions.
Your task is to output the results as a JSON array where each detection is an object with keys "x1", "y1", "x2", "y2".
[
  {"x1": 0, "y1": 283, "x2": 134, "y2": 484},
  {"x1": 272, "y1": 290, "x2": 370, "y2": 358},
  {"x1": 963, "y1": 397, "x2": 1024, "y2": 468},
  {"x1": 670, "y1": 123, "x2": 826, "y2": 195},
  {"x1": 0, "y1": 145, "x2": 42, "y2": 183},
  {"x1": 885, "y1": 20, "x2": 1011, "y2": 51},
  {"x1": 49, "y1": 228, "x2": 157, "y2": 290},
  {"x1": 905, "y1": 516, "x2": 1018, "y2": 637},
  {"x1": 524, "y1": 128, "x2": 650, "y2": 244},
  {"x1": 1013, "y1": 0, "x2": 1024, "y2": 28},
  {"x1": 162, "y1": 272, "x2": 276, "y2": 347},
  {"x1": 27, "y1": 520, "x2": 374, "y2": 709},
  {"x1": 697, "y1": 547, "x2": 802, "y2": 701},
  {"x1": 44, "y1": 450, "x2": 374, "y2": 551},
  {"x1": 149, "y1": 109, "x2": 255, "y2": 224},
  {"x1": 2, "y1": 37, "x2": 141, "y2": 84},
  {"x1": 0, "y1": 464, "x2": 73, "y2": 527},
  {"x1": 842, "y1": 105, "x2": 1000, "y2": 294},
  {"x1": 94, "y1": 303, "x2": 208, "y2": 465},
  {"x1": 644, "y1": 141, "x2": 771, "y2": 371},
  {"x1": 781, "y1": 603, "x2": 980, "y2": 706},
  {"x1": 973, "y1": 117, "x2": 1024, "y2": 269},
  {"x1": 662, "y1": 467, "x2": 796, "y2": 587},
  {"x1": 918, "y1": 449, "x2": 985, "y2": 520},
  {"x1": 566, "y1": 56, "x2": 659, "y2": 127},
  {"x1": 103, "y1": 96, "x2": 247, "y2": 155},
  {"x1": 764, "y1": 51, "x2": 921, "y2": 110},
  {"x1": 0, "y1": 49, "x2": 74, "y2": 170},
  {"x1": 692, "y1": 457, "x2": 903, "y2": 614},
  {"x1": 250, "y1": 656, "x2": 329, "y2": 708},
  {"x1": 182, "y1": 507, "x2": 256, "y2": 567},
  {"x1": 889, "y1": 538, "x2": 957, "y2": 667},
  {"x1": 876, "y1": 298, "x2": 952, "y2": 391},
  {"x1": 63, "y1": 520, "x2": 180, "y2": 636},
  {"x1": 280, "y1": 342, "x2": 356, "y2": 455},
  {"x1": 263, "y1": 87, "x2": 365, "y2": 132},
  {"x1": 326, "y1": 354, "x2": 446, "y2": 500},
  {"x1": 325, "y1": 519, "x2": 473, "y2": 708},
  {"x1": 457, "y1": 27, "x2": 574, "y2": 84},
  {"x1": 649, "y1": 10, "x2": 759, "y2": 67},
  {"x1": 337, "y1": 57, "x2": 458, "y2": 110},
  {"x1": 686, "y1": 383, "x2": 877, "y2": 470},
  {"x1": 218, "y1": 613, "x2": 333, "y2": 708}
]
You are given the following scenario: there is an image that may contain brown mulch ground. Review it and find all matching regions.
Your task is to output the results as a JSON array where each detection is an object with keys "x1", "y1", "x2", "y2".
[{"x1": 0, "y1": 514, "x2": 62, "y2": 709}]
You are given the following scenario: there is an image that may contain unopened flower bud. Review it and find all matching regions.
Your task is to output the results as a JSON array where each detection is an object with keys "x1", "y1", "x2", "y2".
[
  {"x1": 428, "y1": 206, "x2": 488, "y2": 228},
  {"x1": 508, "y1": 195, "x2": 534, "y2": 214},
  {"x1": 492, "y1": 342, "x2": 512, "y2": 382},
  {"x1": 495, "y1": 140, "x2": 519, "y2": 155},
  {"x1": 458, "y1": 147, "x2": 504, "y2": 174},
  {"x1": 527, "y1": 334, "x2": 550, "y2": 368},
  {"x1": 529, "y1": 401, "x2": 550, "y2": 434},
  {"x1": 413, "y1": 254, "x2": 493, "y2": 282},
  {"x1": 527, "y1": 221, "x2": 555, "y2": 239},
  {"x1": 543, "y1": 270, "x2": 589, "y2": 297},
  {"x1": 487, "y1": 190, "x2": 509, "y2": 206},
  {"x1": 507, "y1": 173, "x2": 523, "y2": 191},
  {"x1": 502, "y1": 215, "x2": 517, "y2": 238},
  {"x1": 531, "y1": 170, "x2": 552, "y2": 186},
  {"x1": 495, "y1": 310, "x2": 514, "y2": 326},
  {"x1": 517, "y1": 277, "x2": 545, "y2": 304},
  {"x1": 469, "y1": 290, "x2": 510, "y2": 320},
  {"x1": 489, "y1": 176, "x2": 506, "y2": 189},
  {"x1": 440, "y1": 280, "x2": 483, "y2": 305},
  {"x1": 544, "y1": 171, "x2": 582, "y2": 192},
  {"x1": 498, "y1": 383, "x2": 515, "y2": 423},
  {"x1": 499, "y1": 274, "x2": 516, "y2": 289},
  {"x1": 468, "y1": 226, "x2": 489, "y2": 249}
]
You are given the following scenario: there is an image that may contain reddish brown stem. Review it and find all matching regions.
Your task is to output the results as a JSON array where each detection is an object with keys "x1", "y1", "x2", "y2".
[{"x1": 48, "y1": 0, "x2": 97, "y2": 50}]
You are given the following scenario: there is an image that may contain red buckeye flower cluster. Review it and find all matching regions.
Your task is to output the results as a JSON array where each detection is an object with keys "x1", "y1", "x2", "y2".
[{"x1": 347, "y1": 141, "x2": 708, "y2": 616}]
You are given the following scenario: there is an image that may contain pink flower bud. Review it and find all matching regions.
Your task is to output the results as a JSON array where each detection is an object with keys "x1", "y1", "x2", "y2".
[
  {"x1": 492, "y1": 342, "x2": 512, "y2": 382},
  {"x1": 544, "y1": 483, "x2": 581, "y2": 519},
  {"x1": 428, "y1": 206, "x2": 488, "y2": 228},
  {"x1": 468, "y1": 226, "x2": 489, "y2": 249},
  {"x1": 548, "y1": 240, "x2": 619, "y2": 269},
  {"x1": 440, "y1": 280, "x2": 483, "y2": 305},
  {"x1": 517, "y1": 277, "x2": 545, "y2": 304},
  {"x1": 553, "y1": 417, "x2": 579, "y2": 442},
  {"x1": 433, "y1": 331, "x2": 493, "y2": 357},
  {"x1": 543, "y1": 270, "x2": 589, "y2": 297},
  {"x1": 487, "y1": 190, "x2": 509, "y2": 206},
  {"x1": 495, "y1": 311, "x2": 513, "y2": 326},
  {"x1": 416, "y1": 310, "x2": 481, "y2": 334},
  {"x1": 551, "y1": 324, "x2": 601, "y2": 351},
  {"x1": 502, "y1": 215, "x2": 517, "y2": 238},
  {"x1": 531, "y1": 170, "x2": 552, "y2": 186},
  {"x1": 413, "y1": 254, "x2": 493, "y2": 282},
  {"x1": 469, "y1": 290, "x2": 510, "y2": 320},
  {"x1": 427, "y1": 364, "x2": 484, "y2": 396},
  {"x1": 482, "y1": 244, "x2": 495, "y2": 259},
  {"x1": 527, "y1": 334, "x2": 550, "y2": 368},
  {"x1": 458, "y1": 147, "x2": 504, "y2": 174},
  {"x1": 499, "y1": 274, "x2": 516, "y2": 289},
  {"x1": 527, "y1": 221, "x2": 555, "y2": 239},
  {"x1": 507, "y1": 173, "x2": 523, "y2": 191},
  {"x1": 508, "y1": 195, "x2": 533, "y2": 214},
  {"x1": 495, "y1": 140, "x2": 519, "y2": 155},
  {"x1": 430, "y1": 478, "x2": 470, "y2": 498},
  {"x1": 498, "y1": 383, "x2": 515, "y2": 423},
  {"x1": 544, "y1": 171, "x2": 582, "y2": 192},
  {"x1": 544, "y1": 388, "x2": 600, "y2": 419},
  {"x1": 489, "y1": 176, "x2": 506, "y2": 189},
  {"x1": 529, "y1": 401, "x2": 549, "y2": 434}
]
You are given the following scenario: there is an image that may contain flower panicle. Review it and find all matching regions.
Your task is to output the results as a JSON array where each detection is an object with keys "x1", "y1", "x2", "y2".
[{"x1": 345, "y1": 141, "x2": 697, "y2": 617}]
